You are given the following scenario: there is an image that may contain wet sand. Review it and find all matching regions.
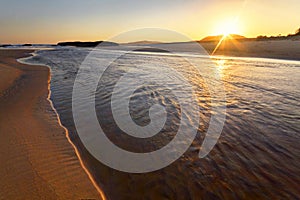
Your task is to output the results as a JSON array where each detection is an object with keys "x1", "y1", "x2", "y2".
[{"x1": 0, "y1": 50, "x2": 104, "y2": 199}]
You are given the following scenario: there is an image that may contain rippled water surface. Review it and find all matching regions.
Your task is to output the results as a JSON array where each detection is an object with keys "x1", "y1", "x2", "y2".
[{"x1": 25, "y1": 47, "x2": 300, "y2": 199}]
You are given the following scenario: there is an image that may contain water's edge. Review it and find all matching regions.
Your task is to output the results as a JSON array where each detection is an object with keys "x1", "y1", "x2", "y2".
[{"x1": 18, "y1": 51, "x2": 107, "y2": 200}]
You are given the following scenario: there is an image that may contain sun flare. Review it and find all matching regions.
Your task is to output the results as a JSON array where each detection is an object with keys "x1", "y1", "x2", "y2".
[
  {"x1": 214, "y1": 18, "x2": 240, "y2": 36},
  {"x1": 210, "y1": 18, "x2": 242, "y2": 55}
]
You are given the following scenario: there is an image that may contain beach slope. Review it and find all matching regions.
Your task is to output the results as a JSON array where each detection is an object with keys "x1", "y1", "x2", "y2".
[{"x1": 0, "y1": 50, "x2": 103, "y2": 199}]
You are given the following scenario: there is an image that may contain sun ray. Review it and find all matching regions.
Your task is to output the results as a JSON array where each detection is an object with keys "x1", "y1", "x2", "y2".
[
  {"x1": 211, "y1": 16, "x2": 241, "y2": 55},
  {"x1": 211, "y1": 35, "x2": 227, "y2": 55}
]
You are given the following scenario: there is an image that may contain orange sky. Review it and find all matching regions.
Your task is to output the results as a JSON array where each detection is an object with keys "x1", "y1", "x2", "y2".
[{"x1": 0, "y1": 0, "x2": 299, "y2": 44}]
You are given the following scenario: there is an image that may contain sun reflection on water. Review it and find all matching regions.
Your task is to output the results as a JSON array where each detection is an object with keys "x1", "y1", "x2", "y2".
[{"x1": 214, "y1": 59, "x2": 227, "y2": 78}]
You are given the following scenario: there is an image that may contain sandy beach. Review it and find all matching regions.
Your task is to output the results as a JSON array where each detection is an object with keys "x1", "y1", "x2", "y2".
[
  {"x1": 200, "y1": 39, "x2": 300, "y2": 61},
  {"x1": 0, "y1": 50, "x2": 103, "y2": 199}
]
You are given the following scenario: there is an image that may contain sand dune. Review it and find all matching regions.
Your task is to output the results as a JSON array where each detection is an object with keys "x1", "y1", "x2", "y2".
[
  {"x1": 0, "y1": 50, "x2": 104, "y2": 199},
  {"x1": 200, "y1": 39, "x2": 300, "y2": 61}
]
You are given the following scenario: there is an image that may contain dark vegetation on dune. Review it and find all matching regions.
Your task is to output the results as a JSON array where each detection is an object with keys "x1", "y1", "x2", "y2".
[{"x1": 256, "y1": 27, "x2": 300, "y2": 41}]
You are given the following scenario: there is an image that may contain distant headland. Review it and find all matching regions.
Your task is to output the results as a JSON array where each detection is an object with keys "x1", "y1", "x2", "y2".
[{"x1": 57, "y1": 41, "x2": 119, "y2": 47}]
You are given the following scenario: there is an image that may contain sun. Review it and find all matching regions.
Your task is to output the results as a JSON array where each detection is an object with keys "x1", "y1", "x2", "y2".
[
  {"x1": 214, "y1": 18, "x2": 240, "y2": 36},
  {"x1": 211, "y1": 18, "x2": 242, "y2": 55}
]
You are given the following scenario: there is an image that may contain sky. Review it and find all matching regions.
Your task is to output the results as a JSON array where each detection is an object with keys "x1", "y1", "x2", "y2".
[{"x1": 0, "y1": 0, "x2": 299, "y2": 44}]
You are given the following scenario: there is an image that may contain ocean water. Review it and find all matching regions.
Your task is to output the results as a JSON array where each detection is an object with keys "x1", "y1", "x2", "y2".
[{"x1": 24, "y1": 46, "x2": 300, "y2": 199}]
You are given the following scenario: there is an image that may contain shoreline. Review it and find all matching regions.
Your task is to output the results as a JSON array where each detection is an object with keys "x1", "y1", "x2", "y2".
[
  {"x1": 18, "y1": 49, "x2": 106, "y2": 199},
  {"x1": 0, "y1": 49, "x2": 104, "y2": 199},
  {"x1": 46, "y1": 77, "x2": 106, "y2": 200}
]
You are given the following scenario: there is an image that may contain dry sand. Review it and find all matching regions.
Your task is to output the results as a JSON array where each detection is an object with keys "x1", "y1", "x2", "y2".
[
  {"x1": 200, "y1": 39, "x2": 300, "y2": 61},
  {"x1": 0, "y1": 50, "x2": 104, "y2": 200}
]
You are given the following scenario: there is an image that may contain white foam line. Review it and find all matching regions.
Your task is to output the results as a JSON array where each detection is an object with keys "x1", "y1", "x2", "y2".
[{"x1": 18, "y1": 50, "x2": 107, "y2": 200}]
